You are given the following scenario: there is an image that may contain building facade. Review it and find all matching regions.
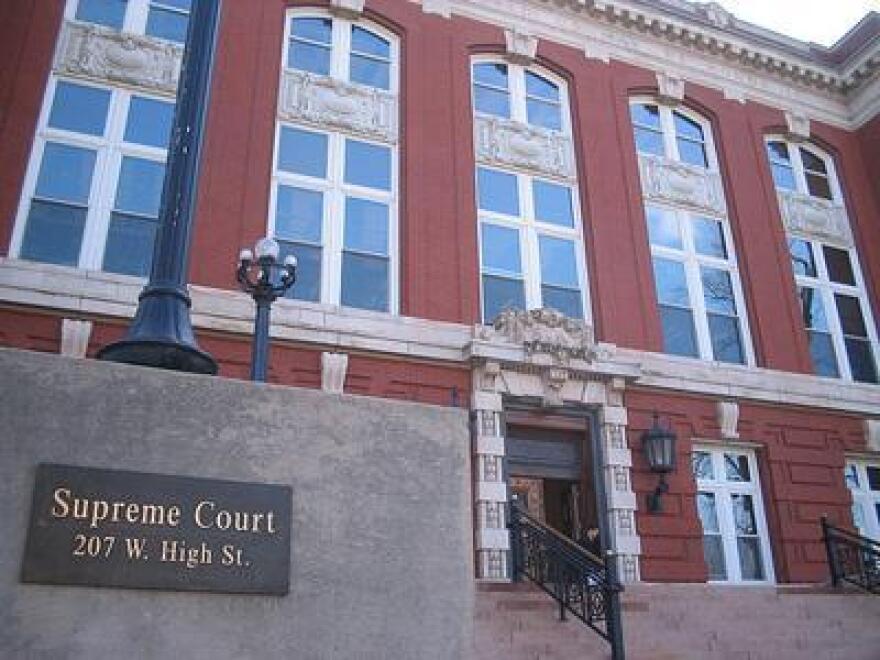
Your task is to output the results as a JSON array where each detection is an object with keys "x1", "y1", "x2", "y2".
[{"x1": 1, "y1": 0, "x2": 879, "y2": 592}]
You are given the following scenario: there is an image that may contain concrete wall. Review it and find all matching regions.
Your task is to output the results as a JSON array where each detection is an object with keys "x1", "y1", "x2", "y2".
[{"x1": 0, "y1": 348, "x2": 473, "y2": 660}]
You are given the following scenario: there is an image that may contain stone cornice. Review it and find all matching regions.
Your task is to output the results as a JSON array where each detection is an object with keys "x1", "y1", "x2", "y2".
[
  {"x1": 0, "y1": 259, "x2": 877, "y2": 416},
  {"x1": 417, "y1": 0, "x2": 878, "y2": 129}
]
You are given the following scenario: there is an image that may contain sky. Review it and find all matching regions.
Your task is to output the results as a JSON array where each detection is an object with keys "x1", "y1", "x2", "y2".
[{"x1": 713, "y1": 0, "x2": 878, "y2": 46}]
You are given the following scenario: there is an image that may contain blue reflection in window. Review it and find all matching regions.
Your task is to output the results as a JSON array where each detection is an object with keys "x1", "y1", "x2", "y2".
[
  {"x1": 20, "y1": 201, "x2": 87, "y2": 267},
  {"x1": 290, "y1": 18, "x2": 332, "y2": 74},
  {"x1": 278, "y1": 127, "x2": 328, "y2": 178},
  {"x1": 693, "y1": 217, "x2": 726, "y2": 258},
  {"x1": 48, "y1": 82, "x2": 111, "y2": 136},
  {"x1": 146, "y1": 1, "x2": 190, "y2": 43},
  {"x1": 344, "y1": 197, "x2": 388, "y2": 255},
  {"x1": 477, "y1": 168, "x2": 519, "y2": 216},
  {"x1": 646, "y1": 207, "x2": 681, "y2": 249},
  {"x1": 539, "y1": 236, "x2": 578, "y2": 286},
  {"x1": 483, "y1": 275, "x2": 525, "y2": 323},
  {"x1": 125, "y1": 96, "x2": 174, "y2": 148},
  {"x1": 75, "y1": 0, "x2": 127, "y2": 29},
  {"x1": 481, "y1": 224, "x2": 521, "y2": 275},
  {"x1": 35, "y1": 143, "x2": 96, "y2": 203},
  {"x1": 533, "y1": 180, "x2": 573, "y2": 227},
  {"x1": 701, "y1": 267, "x2": 736, "y2": 315},
  {"x1": 275, "y1": 186, "x2": 322, "y2": 244},
  {"x1": 280, "y1": 241, "x2": 321, "y2": 302},
  {"x1": 341, "y1": 253, "x2": 388, "y2": 311},
  {"x1": 115, "y1": 157, "x2": 165, "y2": 217},
  {"x1": 345, "y1": 140, "x2": 391, "y2": 190},
  {"x1": 103, "y1": 214, "x2": 157, "y2": 277},
  {"x1": 660, "y1": 307, "x2": 698, "y2": 357},
  {"x1": 653, "y1": 258, "x2": 690, "y2": 307}
]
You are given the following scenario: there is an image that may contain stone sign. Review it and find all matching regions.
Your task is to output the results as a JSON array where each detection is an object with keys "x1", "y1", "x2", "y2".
[{"x1": 21, "y1": 464, "x2": 291, "y2": 595}]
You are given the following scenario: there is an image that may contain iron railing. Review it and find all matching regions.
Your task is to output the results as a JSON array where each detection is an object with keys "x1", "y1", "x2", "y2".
[
  {"x1": 821, "y1": 516, "x2": 879, "y2": 594},
  {"x1": 509, "y1": 501, "x2": 625, "y2": 659}
]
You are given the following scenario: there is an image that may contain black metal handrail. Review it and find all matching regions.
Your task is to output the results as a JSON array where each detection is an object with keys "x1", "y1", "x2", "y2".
[
  {"x1": 509, "y1": 501, "x2": 626, "y2": 659},
  {"x1": 821, "y1": 516, "x2": 879, "y2": 594}
]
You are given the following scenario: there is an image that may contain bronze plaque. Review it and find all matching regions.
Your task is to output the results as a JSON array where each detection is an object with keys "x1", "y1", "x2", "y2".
[{"x1": 21, "y1": 463, "x2": 291, "y2": 595}]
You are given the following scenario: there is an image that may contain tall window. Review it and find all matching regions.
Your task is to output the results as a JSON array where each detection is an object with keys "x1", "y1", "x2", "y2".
[
  {"x1": 70, "y1": 0, "x2": 192, "y2": 43},
  {"x1": 11, "y1": 78, "x2": 174, "y2": 276},
  {"x1": 472, "y1": 58, "x2": 588, "y2": 324},
  {"x1": 692, "y1": 447, "x2": 775, "y2": 583},
  {"x1": 270, "y1": 11, "x2": 398, "y2": 312},
  {"x1": 767, "y1": 139, "x2": 879, "y2": 383},
  {"x1": 845, "y1": 460, "x2": 880, "y2": 541},
  {"x1": 630, "y1": 100, "x2": 753, "y2": 365}
]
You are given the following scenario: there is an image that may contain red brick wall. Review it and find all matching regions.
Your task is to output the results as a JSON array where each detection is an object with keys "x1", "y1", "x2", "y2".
[
  {"x1": 627, "y1": 387, "x2": 865, "y2": 584},
  {"x1": 0, "y1": 306, "x2": 61, "y2": 353}
]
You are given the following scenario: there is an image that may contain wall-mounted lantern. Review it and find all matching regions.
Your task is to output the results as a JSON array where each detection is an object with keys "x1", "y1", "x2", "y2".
[{"x1": 642, "y1": 413, "x2": 677, "y2": 513}]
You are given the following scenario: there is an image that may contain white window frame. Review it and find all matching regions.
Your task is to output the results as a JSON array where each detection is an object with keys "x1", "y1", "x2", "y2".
[
  {"x1": 647, "y1": 205, "x2": 756, "y2": 365},
  {"x1": 470, "y1": 54, "x2": 573, "y2": 135},
  {"x1": 475, "y1": 167, "x2": 591, "y2": 323},
  {"x1": 692, "y1": 445, "x2": 776, "y2": 585},
  {"x1": 65, "y1": 0, "x2": 190, "y2": 42},
  {"x1": 767, "y1": 136, "x2": 880, "y2": 383},
  {"x1": 845, "y1": 459, "x2": 880, "y2": 542},
  {"x1": 629, "y1": 99, "x2": 720, "y2": 171},
  {"x1": 270, "y1": 8, "x2": 399, "y2": 313},
  {"x1": 9, "y1": 75, "x2": 171, "y2": 273}
]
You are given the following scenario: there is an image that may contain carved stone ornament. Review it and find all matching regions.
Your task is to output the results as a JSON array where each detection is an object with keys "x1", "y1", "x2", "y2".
[
  {"x1": 716, "y1": 400, "x2": 739, "y2": 439},
  {"x1": 638, "y1": 153, "x2": 726, "y2": 217},
  {"x1": 504, "y1": 27, "x2": 538, "y2": 65},
  {"x1": 700, "y1": 2, "x2": 733, "y2": 29},
  {"x1": 656, "y1": 71, "x2": 685, "y2": 106},
  {"x1": 777, "y1": 190, "x2": 852, "y2": 247},
  {"x1": 328, "y1": 0, "x2": 364, "y2": 19},
  {"x1": 321, "y1": 352, "x2": 349, "y2": 394},
  {"x1": 280, "y1": 69, "x2": 398, "y2": 144},
  {"x1": 784, "y1": 110, "x2": 811, "y2": 142},
  {"x1": 541, "y1": 367, "x2": 569, "y2": 408},
  {"x1": 492, "y1": 308, "x2": 599, "y2": 366},
  {"x1": 60, "y1": 318, "x2": 93, "y2": 359},
  {"x1": 475, "y1": 115, "x2": 575, "y2": 181},
  {"x1": 54, "y1": 21, "x2": 181, "y2": 95}
]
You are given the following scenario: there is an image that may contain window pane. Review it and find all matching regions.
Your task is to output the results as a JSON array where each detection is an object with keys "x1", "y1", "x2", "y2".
[
  {"x1": 541, "y1": 286, "x2": 582, "y2": 319},
  {"x1": 708, "y1": 314, "x2": 744, "y2": 364},
  {"x1": 280, "y1": 242, "x2": 320, "y2": 302},
  {"x1": 125, "y1": 96, "x2": 174, "y2": 148},
  {"x1": 527, "y1": 99, "x2": 561, "y2": 130},
  {"x1": 692, "y1": 451, "x2": 713, "y2": 480},
  {"x1": 805, "y1": 172, "x2": 832, "y2": 200},
  {"x1": 660, "y1": 306, "x2": 698, "y2": 357},
  {"x1": 800, "y1": 148, "x2": 827, "y2": 175},
  {"x1": 653, "y1": 258, "x2": 690, "y2": 307},
  {"x1": 289, "y1": 41, "x2": 331, "y2": 75},
  {"x1": 868, "y1": 467, "x2": 880, "y2": 491},
  {"x1": 770, "y1": 163, "x2": 796, "y2": 190},
  {"x1": 351, "y1": 27, "x2": 389, "y2": 58},
  {"x1": 766, "y1": 141, "x2": 790, "y2": 164},
  {"x1": 789, "y1": 238, "x2": 816, "y2": 277},
  {"x1": 732, "y1": 494, "x2": 757, "y2": 534},
  {"x1": 474, "y1": 87, "x2": 510, "y2": 118},
  {"x1": 481, "y1": 224, "x2": 521, "y2": 275},
  {"x1": 341, "y1": 253, "x2": 388, "y2": 312},
  {"x1": 701, "y1": 267, "x2": 736, "y2": 316},
  {"x1": 630, "y1": 103, "x2": 661, "y2": 129},
  {"x1": 633, "y1": 127, "x2": 664, "y2": 156},
  {"x1": 477, "y1": 168, "x2": 519, "y2": 216},
  {"x1": 473, "y1": 63, "x2": 508, "y2": 88},
  {"x1": 345, "y1": 140, "x2": 391, "y2": 190},
  {"x1": 646, "y1": 207, "x2": 681, "y2": 249},
  {"x1": 278, "y1": 127, "x2": 328, "y2": 178},
  {"x1": 525, "y1": 71, "x2": 559, "y2": 101},
  {"x1": 697, "y1": 493, "x2": 720, "y2": 532},
  {"x1": 146, "y1": 7, "x2": 189, "y2": 43},
  {"x1": 35, "y1": 143, "x2": 96, "y2": 204},
  {"x1": 798, "y1": 287, "x2": 828, "y2": 331},
  {"x1": 344, "y1": 197, "x2": 388, "y2": 255},
  {"x1": 693, "y1": 217, "x2": 727, "y2": 258},
  {"x1": 736, "y1": 537, "x2": 765, "y2": 581},
  {"x1": 533, "y1": 180, "x2": 573, "y2": 227},
  {"x1": 539, "y1": 235, "x2": 578, "y2": 287},
  {"x1": 703, "y1": 536, "x2": 728, "y2": 581},
  {"x1": 48, "y1": 82, "x2": 111, "y2": 136},
  {"x1": 674, "y1": 112, "x2": 704, "y2": 141},
  {"x1": 275, "y1": 186, "x2": 322, "y2": 243},
  {"x1": 677, "y1": 139, "x2": 708, "y2": 168},
  {"x1": 845, "y1": 464, "x2": 860, "y2": 489},
  {"x1": 725, "y1": 455, "x2": 751, "y2": 482},
  {"x1": 823, "y1": 246, "x2": 856, "y2": 285},
  {"x1": 808, "y1": 331, "x2": 839, "y2": 378},
  {"x1": 103, "y1": 213, "x2": 157, "y2": 277},
  {"x1": 20, "y1": 201, "x2": 86, "y2": 267},
  {"x1": 115, "y1": 158, "x2": 165, "y2": 217},
  {"x1": 75, "y1": 0, "x2": 127, "y2": 28},
  {"x1": 292, "y1": 17, "x2": 332, "y2": 43},
  {"x1": 483, "y1": 275, "x2": 525, "y2": 323},
  {"x1": 835, "y1": 294, "x2": 868, "y2": 337},
  {"x1": 844, "y1": 338, "x2": 878, "y2": 384},
  {"x1": 350, "y1": 55, "x2": 390, "y2": 90}
]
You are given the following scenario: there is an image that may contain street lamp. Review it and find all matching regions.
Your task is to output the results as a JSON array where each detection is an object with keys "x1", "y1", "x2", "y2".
[
  {"x1": 641, "y1": 413, "x2": 677, "y2": 514},
  {"x1": 237, "y1": 238, "x2": 297, "y2": 382}
]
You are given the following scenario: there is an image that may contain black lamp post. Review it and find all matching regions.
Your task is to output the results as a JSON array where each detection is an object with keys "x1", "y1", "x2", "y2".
[
  {"x1": 237, "y1": 238, "x2": 297, "y2": 382},
  {"x1": 98, "y1": 0, "x2": 221, "y2": 374},
  {"x1": 642, "y1": 413, "x2": 677, "y2": 513}
]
